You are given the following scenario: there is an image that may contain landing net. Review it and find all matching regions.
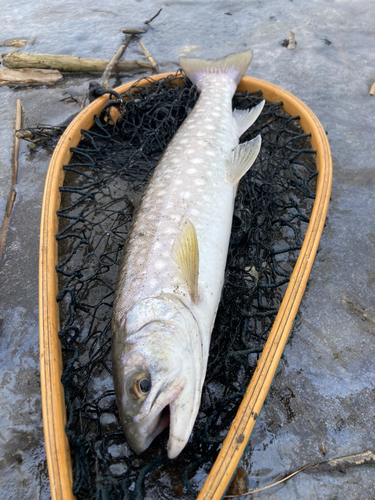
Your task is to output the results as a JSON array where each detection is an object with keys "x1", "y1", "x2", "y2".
[{"x1": 55, "y1": 72, "x2": 316, "y2": 499}]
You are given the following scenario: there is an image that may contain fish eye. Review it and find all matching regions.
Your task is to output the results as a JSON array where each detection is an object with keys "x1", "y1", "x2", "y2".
[{"x1": 128, "y1": 372, "x2": 151, "y2": 399}]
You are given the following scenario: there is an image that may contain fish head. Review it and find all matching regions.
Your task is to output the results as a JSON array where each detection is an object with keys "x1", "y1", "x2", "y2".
[{"x1": 112, "y1": 315, "x2": 202, "y2": 459}]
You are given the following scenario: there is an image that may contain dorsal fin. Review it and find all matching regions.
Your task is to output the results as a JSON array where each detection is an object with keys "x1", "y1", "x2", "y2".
[
  {"x1": 226, "y1": 135, "x2": 262, "y2": 185},
  {"x1": 172, "y1": 219, "x2": 199, "y2": 303}
]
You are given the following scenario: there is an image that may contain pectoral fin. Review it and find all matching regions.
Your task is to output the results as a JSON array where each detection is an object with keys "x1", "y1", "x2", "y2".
[
  {"x1": 226, "y1": 135, "x2": 262, "y2": 185},
  {"x1": 172, "y1": 219, "x2": 199, "y2": 303},
  {"x1": 233, "y1": 100, "x2": 265, "y2": 137}
]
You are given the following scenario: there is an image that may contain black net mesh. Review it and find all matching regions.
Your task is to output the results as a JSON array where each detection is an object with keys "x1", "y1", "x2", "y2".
[{"x1": 55, "y1": 71, "x2": 317, "y2": 499}]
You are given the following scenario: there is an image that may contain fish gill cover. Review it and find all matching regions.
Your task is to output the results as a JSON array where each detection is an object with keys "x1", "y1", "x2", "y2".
[{"x1": 55, "y1": 72, "x2": 316, "y2": 499}]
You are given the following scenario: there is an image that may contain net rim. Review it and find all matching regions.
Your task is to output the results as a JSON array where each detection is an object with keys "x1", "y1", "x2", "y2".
[{"x1": 38, "y1": 73, "x2": 332, "y2": 500}]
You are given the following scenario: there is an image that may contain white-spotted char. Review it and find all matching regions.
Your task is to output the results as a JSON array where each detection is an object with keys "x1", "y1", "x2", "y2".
[{"x1": 112, "y1": 51, "x2": 264, "y2": 459}]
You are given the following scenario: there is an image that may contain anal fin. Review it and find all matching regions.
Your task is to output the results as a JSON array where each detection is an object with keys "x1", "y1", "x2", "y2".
[
  {"x1": 226, "y1": 135, "x2": 262, "y2": 185},
  {"x1": 172, "y1": 219, "x2": 199, "y2": 303},
  {"x1": 233, "y1": 100, "x2": 265, "y2": 137}
]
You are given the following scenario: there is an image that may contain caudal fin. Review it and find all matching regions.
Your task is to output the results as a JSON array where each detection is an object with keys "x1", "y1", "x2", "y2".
[{"x1": 179, "y1": 51, "x2": 253, "y2": 90}]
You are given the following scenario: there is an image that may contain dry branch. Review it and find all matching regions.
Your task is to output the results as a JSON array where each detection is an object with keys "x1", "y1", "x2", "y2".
[
  {"x1": 2, "y1": 52, "x2": 152, "y2": 72},
  {"x1": 288, "y1": 31, "x2": 296, "y2": 50},
  {"x1": 305, "y1": 449, "x2": 375, "y2": 473},
  {"x1": 224, "y1": 449, "x2": 375, "y2": 498},
  {"x1": 0, "y1": 38, "x2": 29, "y2": 47},
  {"x1": 101, "y1": 31, "x2": 144, "y2": 89},
  {"x1": 0, "y1": 68, "x2": 63, "y2": 86},
  {"x1": 137, "y1": 40, "x2": 160, "y2": 73},
  {"x1": 0, "y1": 99, "x2": 22, "y2": 261},
  {"x1": 144, "y1": 8, "x2": 162, "y2": 24}
]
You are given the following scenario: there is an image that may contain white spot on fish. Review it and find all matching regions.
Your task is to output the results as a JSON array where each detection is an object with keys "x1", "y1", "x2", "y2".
[
  {"x1": 154, "y1": 241, "x2": 162, "y2": 250},
  {"x1": 176, "y1": 179, "x2": 183, "y2": 185},
  {"x1": 205, "y1": 125, "x2": 215, "y2": 130},
  {"x1": 187, "y1": 168, "x2": 197, "y2": 174},
  {"x1": 206, "y1": 150, "x2": 215, "y2": 157},
  {"x1": 150, "y1": 278, "x2": 158, "y2": 287},
  {"x1": 157, "y1": 190, "x2": 167, "y2": 197},
  {"x1": 190, "y1": 208, "x2": 199, "y2": 216},
  {"x1": 180, "y1": 138, "x2": 188, "y2": 144},
  {"x1": 155, "y1": 260, "x2": 166, "y2": 270},
  {"x1": 182, "y1": 191, "x2": 191, "y2": 199},
  {"x1": 191, "y1": 158, "x2": 203, "y2": 164},
  {"x1": 195, "y1": 179, "x2": 205, "y2": 186}
]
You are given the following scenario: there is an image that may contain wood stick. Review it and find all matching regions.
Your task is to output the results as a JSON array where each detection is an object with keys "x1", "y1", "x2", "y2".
[
  {"x1": 224, "y1": 463, "x2": 313, "y2": 498},
  {"x1": 120, "y1": 28, "x2": 146, "y2": 35},
  {"x1": 101, "y1": 34, "x2": 135, "y2": 89},
  {"x1": 0, "y1": 99, "x2": 22, "y2": 261},
  {"x1": 0, "y1": 68, "x2": 63, "y2": 86},
  {"x1": 2, "y1": 52, "x2": 152, "y2": 72},
  {"x1": 12, "y1": 99, "x2": 22, "y2": 185},
  {"x1": 0, "y1": 38, "x2": 29, "y2": 47},
  {"x1": 287, "y1": 31, "x2": 296, "y2": 50},
  {"x1": 305, "y1": 449, "x2": 375, "y2": 473},
  {"x1": 137, "y1": 40, "x2": 160, "y2": 73},
  {"x1": 144, "y1": 8, "x2": 162, "y2": 25},
  {"x1": 369, "y1": 82, "x2": 375, "y2": 95},
  {"x1": 224, "y1": 449, "x2": 375, "y2": 498}
]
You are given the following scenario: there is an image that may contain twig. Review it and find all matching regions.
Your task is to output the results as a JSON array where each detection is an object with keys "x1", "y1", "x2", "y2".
[
  {"x1": 120, "y1": 28, "x2": 146, "y2": 35},
  {"x1": 225, "y1": 449, "x2": 375, "y2": 498},
  {"x1": 305, "y1": 449, "x2": 375, "y2": 473},
  {"x1": 12, "y1": 99, "x2": 22, "y2": 184},
  {"x1": 0, "y1": 99, "x2": 22, "y2": 261},
  {"x1": 224, "y1": 463, "x2": 314, "y2": 498},
  {"x1": 0, "y1": 38, "x2": 29, "y2": 48},
  {"x1": 137, "y1": 40, "x2": 160, "y2": 73},
  {"x1": 370, "y1": 82, "x2": 375, "y2": 96},
  {"x1": 101, "y1": 28, "x2": 147, "y2": 89},
  {"x1": 100, "y1": 35, "x2": 133, "y2": 89},
  {"x1": 287, "y1": 31, "x2": 296, "y2": 50},
  {"x1": 144, "y1": 8, "x2": 162, "y2": 25}
]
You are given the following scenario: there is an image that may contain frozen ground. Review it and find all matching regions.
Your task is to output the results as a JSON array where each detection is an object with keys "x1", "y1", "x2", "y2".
[{"x1": 0, "y1": 0, "x2": 374, "y2": 498}]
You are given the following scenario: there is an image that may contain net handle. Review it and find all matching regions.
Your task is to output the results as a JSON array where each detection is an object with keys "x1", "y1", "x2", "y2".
[{"x1": 39, "y1": 74, "x2": 331, "y2": 500}]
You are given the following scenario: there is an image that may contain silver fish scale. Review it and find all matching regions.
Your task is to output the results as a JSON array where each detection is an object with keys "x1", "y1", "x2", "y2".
[{"x1": 114, "y1": 74, "x2": 238, "y2": 329}]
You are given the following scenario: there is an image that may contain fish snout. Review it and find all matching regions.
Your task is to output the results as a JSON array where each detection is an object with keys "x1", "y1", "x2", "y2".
[{"x1": 167, "y1": 380, "x2": 201, "y2": 459}]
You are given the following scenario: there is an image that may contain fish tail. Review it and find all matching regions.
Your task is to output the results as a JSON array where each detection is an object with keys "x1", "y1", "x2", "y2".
[{"x1": 179, "y1": 51, "x2": 253, "y2": 90}]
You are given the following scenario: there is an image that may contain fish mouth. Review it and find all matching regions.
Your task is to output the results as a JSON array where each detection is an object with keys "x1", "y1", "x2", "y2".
[{"x1": 131, "y1": 377, "x2": 186, "y2": 453}]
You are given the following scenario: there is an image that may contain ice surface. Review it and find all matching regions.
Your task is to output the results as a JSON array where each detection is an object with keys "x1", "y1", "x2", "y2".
[{"x1": 0, "y1": 0, "x2": 374, "y2": 498}]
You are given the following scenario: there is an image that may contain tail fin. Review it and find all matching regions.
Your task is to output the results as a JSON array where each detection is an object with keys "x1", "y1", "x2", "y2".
[{"x1": 179, "y1": 51, "x2": 253, "y2": 90}]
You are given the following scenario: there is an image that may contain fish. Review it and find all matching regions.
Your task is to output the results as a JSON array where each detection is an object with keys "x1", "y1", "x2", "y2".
[{"x1": 112, "y1": 51, "x2": 265, "y2": 459}]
